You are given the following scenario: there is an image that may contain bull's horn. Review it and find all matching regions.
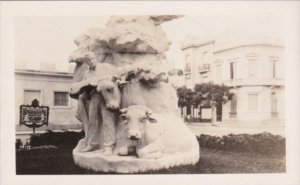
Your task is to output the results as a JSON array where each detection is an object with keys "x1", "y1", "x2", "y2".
[
  {"x1": 120, "y1": 108, "x2": 128, "y2": 114},
  {"x1": 112, "y1": 75, "x2": 120, "y2": 82}
]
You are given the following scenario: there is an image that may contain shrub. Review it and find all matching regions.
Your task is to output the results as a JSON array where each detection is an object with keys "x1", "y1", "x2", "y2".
[
  {"x1": 29, "y1": 130, "x2": 85, "y2": 149},
  {"x1": 197, "y1": 132, "x2": 285, "y2": 157},
  {"x1": 16, "y1": 139, "x2": 23, "y2": 149}
]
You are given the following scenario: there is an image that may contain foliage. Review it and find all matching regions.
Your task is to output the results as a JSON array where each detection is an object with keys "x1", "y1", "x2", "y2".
[
  {"x1": 177, "y1": 69, "x2": 183, "y2": 76},
  {"x1": 16, "y1": 139, "x2": 23, "y2": 149},
  {"x1": 29, "y1": 130, "x2": 84, "y2": 149},
  {"x1": 176, "y1": 86, "x2": 194, "y2": 114},
  {"x1": 193, "y1": 82, "x2": 233, "y2": 108},
  {"x1": 177, "y1": 83, "x2": 233, "y2": 122},
  {"x1": 198, "y1": 132, "x2": 285, "y2": 157}
]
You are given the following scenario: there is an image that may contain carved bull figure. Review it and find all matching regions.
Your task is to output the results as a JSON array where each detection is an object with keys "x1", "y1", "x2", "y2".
[{"x1": 116, "y1": 105, "x2": 199, "y2": 159}]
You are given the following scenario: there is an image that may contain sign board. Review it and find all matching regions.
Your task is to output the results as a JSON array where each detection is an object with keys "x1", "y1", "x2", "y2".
[{"x1": 19, "y1": 99, "x2": 49, "y2": 133}]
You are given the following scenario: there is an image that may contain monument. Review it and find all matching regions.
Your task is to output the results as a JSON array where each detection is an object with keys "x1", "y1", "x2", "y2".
[{"x1": 69, "y1": 15, "x2": 200, "y2": 173}]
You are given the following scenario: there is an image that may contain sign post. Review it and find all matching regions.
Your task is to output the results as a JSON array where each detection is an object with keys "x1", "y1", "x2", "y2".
[{"x1": 19, "y1": 99, "x2": 49, "y2": 135}]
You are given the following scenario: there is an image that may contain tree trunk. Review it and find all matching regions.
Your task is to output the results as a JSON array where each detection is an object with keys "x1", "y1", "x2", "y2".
[{"x1": 198, "y1": 105, "x2": 201, "y2": 120}]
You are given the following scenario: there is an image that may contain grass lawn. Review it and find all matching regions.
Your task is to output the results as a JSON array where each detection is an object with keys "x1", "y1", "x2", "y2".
[{"x1": 16, "y1": 147, "x2": 285, "y2": 174}]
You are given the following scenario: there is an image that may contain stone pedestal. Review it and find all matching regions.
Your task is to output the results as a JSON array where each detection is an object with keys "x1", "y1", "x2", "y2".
[{"x1": 73, "y1": 146, "x2": 199, "y2": 173}]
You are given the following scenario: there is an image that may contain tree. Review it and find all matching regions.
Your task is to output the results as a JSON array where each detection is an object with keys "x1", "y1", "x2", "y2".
[
  {"x1": 177, "y1": 83, "x2": 233, "y2": 124},
  {"x1": 201, "y1": 83, "x2": 233, "y2": 125},
  {"x1": 176, "y1": 86, "x2": 194, "y2": 115},
  {"x1": 177, "y1": 69, "x2": 183, "y2": 76}
]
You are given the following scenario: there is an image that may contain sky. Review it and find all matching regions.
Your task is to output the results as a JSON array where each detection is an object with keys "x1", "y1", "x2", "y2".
[{"x1": 15, "y1": 14, "x2": 284, "y2": 71}]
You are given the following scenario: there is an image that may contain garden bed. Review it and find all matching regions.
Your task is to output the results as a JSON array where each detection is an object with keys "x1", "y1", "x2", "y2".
[{"x1": 16, "y1": 131, "x2": 286, "y2": 174}]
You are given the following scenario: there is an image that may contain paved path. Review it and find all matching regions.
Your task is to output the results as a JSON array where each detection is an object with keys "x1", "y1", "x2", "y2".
[{"x1": 187, "y1": 122, "x2": 285, "y2": 137}]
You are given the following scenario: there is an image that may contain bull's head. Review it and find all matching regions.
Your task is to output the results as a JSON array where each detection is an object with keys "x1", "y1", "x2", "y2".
[
  {"x1": 119, "y1": 105, "x2": 157, "y2": 141},
  {"x1": 96, "y1": 76, "x2": 121, "y2": 110}
]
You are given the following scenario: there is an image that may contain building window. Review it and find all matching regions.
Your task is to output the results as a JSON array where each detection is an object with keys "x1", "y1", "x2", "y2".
[
  {"x1": 202, "y1": 52, "x2": 208, "y2": 63},
  {"x1": 271, "y1": 92, "x2": 278, "y2": 117},
  {"x1": 24, "y1": 90, "x2": 41, "y2": 104},
  {"x1": 230, "y1": 62, "x2": 236, "y2": 79},
  {"x1": 216, "y1": 64, "x2": 222, "y2": 83},
  {"x1": 185, "y1": 73, "x2": 191, "y2": 80},
  {"x1": 230, "y1": 94, "x2": 237, "y2": 117},
  {"x1": 185, "y1": 63, "x2": 191, "y2": 73},
  {"x1": 271, "y1": 59, "x2": 277, "y2": 78},
  {"x1": 54, "y1": 91, "x2": 69, "y2": 106},
  {"x1": 248, "y1": 94, "x2": 258, "y2": 111},
  {"x1": 248, "y1": 59, "x2": 257, "y2": 78}
]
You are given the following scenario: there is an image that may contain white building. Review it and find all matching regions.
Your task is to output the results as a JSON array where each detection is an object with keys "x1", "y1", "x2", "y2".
[
  {"x1": 182, "y1": 35, "x2": 285, "y2": 124},
  {"x1": 167, "y1": 68, "x2": 185, "y2": 89},
  {"x1": 15, "y1": 66, "x2": 80, "y2": 132}
]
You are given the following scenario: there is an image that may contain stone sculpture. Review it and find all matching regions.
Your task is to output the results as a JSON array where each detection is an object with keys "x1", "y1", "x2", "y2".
[
  {"x1": 70, "y1": 15, "x2": 200, "y2": 173},
  {"x1": 116, "y1": 105, "x2": 199, "y2": 159}
]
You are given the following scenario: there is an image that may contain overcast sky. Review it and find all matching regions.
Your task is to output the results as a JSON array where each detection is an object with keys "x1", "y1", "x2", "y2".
[{"x1": 15, "y1": 14, "x2": 284, "y2": 71}]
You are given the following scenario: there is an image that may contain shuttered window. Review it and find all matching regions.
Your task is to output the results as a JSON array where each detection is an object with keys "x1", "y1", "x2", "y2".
[
  {"x1": 230, "y1": 62, "x2": 236, "y2": 79},
  {"x1": 54, "y1": 92, "x2": 69, "y2": 106},
  {"x1": 248, "y1": 59, "x2": 257, "y2": 78},
  {"x1": 248, "y1": 94, "x2": 258, "y2": 111},
  {"x1": 272, "y1": 59, "x2": 277, "y2": 78},
  {"x1": 231, "y1": 94, "x2": 237, "y2": 113},
  {"x1": 216, "y1": 64, "x2": 222, "y2": 83}
]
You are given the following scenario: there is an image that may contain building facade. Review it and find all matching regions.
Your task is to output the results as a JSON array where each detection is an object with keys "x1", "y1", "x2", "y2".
[
  {"x1": 167, "y1": 68, "x2": 185, "y2": 89},
  {"x1": 182, "y1": 35, "x2": 285, "y2": 124},
  {"x1": 15, "y1": 68, "x2": 79, "y2": 130}
]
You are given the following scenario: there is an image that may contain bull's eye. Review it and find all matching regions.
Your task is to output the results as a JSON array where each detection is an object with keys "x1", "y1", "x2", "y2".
[
  {"x1": 119, "y1": 115, "x2": 127, "y2": 122},
  {"x1": 106, "y1": 88, "x2": 113, "y2": 92},
  {"x1": 140, "y1": 117, "x2": 147, "y2": 123}
]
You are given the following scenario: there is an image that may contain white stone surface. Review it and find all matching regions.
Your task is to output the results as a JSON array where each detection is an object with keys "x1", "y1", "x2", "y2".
[
  {"x1": 70, "y1": 16, "x2": 201, "y2": 173},
  {"x1": 73, "y1": 143, "x2": 199, "y2": 173},
  {"x1": 99, "y1": 16, "x2": 171, "y2": 54}
]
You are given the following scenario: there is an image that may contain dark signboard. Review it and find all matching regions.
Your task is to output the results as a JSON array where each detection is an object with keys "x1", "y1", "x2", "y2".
[{"x1": 20, "y1": 99, "x2": 49, "y2": 134}]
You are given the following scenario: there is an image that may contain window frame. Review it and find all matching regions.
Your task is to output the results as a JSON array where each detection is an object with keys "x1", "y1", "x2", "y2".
[
  {"x1": 271, "y1": 92, "x2": 278, "y2": 113},
  {"x1": 248, "y1": 93, "x2": 259, "y2": 112},
  {"x1": 248, "y1": 58, "x2": 258, "y2": 79},
  {"x1": 216, "y1": 63, "x2": 223, "y2": 83},
  {"x1": 229, "y1": 61, "x2": 237, "y2": 80},
  {"x1": 271, "y1": 58, "x2": 278, "y2": 78},
  {"x1": 23, "y1": 88, "x2": 43, "y2": 105},
  {"x1": 52, "y1": 90, "x2": 70, "y2": 108}
]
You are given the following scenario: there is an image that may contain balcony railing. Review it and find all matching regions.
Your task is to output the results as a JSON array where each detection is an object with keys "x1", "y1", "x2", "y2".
[
  {"x1": 223, "y1": 78, "x2": 285, "y2": 87},
  {"x1": 198, "y1": 63, "x2": 210, "y2": 73}
]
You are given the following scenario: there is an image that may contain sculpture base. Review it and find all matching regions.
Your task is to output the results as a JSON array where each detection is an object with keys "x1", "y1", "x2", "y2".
[{"x1": 73, "y1": 147, "x2": 200, "y2": 173}]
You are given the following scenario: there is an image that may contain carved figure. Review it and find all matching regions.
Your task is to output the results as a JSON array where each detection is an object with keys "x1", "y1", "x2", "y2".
[
  {"x1": 72, "y1": 64, "x2": 121, "y2": 154},
  {"x1": 116, "y1": 105, "x2": 199, "y2": 159},
  {"x1": 71, "y1": 16, "x2": 200, "y2": 173}
]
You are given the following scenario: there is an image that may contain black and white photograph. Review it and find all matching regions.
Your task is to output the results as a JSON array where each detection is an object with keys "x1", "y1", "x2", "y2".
[{"x1": 1, "y1": 1, "x2": 299, "y2": 185}]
